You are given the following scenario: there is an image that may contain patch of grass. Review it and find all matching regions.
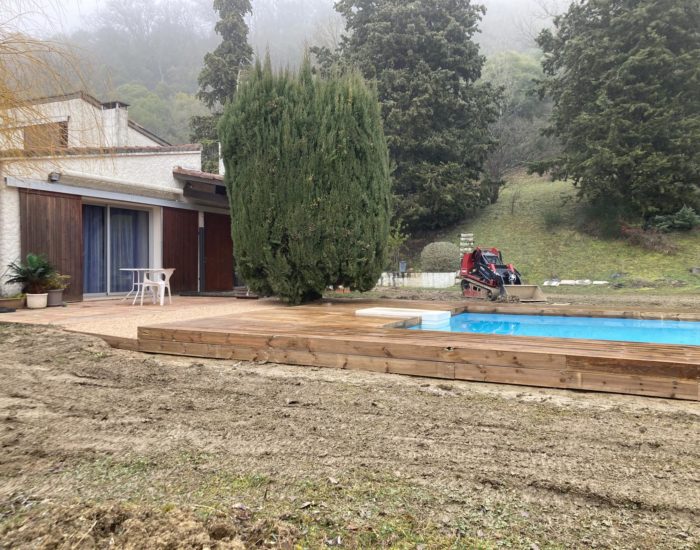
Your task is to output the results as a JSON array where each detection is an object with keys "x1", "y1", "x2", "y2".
[
  {"x1": 65, "y1": 457, "x2": 153, "y2": 493},
  {"x1": 193, "y1": 472, "x2": 271, "y2": 503},
  {"x1": 46, "y1": 454, "x2": 566, "y2": 548},
  {"x1": 542, "y1": 205, "x2": 565, "y2": 230}
]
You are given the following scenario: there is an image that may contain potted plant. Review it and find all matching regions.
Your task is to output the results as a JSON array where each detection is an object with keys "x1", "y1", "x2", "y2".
[
  {"x1": 5, "y1": 254, "x2": 56, "y2": 309},
  {"x1": 0, "y1": 293, "x2": 25, "y2": 311},
  {"x1": 46, "y1": 273, "x2": 70, "y2": 307}
]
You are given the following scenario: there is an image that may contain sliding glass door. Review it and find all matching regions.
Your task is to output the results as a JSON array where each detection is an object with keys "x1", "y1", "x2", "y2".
[
  {"x1": 109, "y1": 207, "x2": 149, "y2": 292},
  {"x1": 83, "y1": 205, "x2": 107, "y2": 294},
  {"x1": 82, "y1": 204, "x2": 150, "y2": 295}
]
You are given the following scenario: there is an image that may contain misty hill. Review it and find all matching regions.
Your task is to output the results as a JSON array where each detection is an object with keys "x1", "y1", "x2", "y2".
[{"x1": 54, "y1": 0, "x2": 565, "y2": 144}]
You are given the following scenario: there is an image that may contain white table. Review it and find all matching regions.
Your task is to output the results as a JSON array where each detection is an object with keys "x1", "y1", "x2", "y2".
[{"x1": 120, "y1": 268, "x2": 169, "y2": 305}]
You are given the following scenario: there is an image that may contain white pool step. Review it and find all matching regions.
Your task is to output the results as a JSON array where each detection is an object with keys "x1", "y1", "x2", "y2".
[{"x1": 355, "y1": 307, "x2": 451, "y2": 329}]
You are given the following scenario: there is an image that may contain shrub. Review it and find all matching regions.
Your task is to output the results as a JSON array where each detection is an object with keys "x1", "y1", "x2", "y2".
[
  {"x1": 480, "y1": 178, "x2": 504, "y2": 205},
  {"x1": 542, "y1": 206, "x2": 564, "y2": 230},
  {"x1": 420, "y1": 242, "x2": 461, "y2": 272},
  {"x1": 620, "y1": 225, "x2": 678, "y2": 254},
  {"x1": 218, "y1": 58, "x2": 391, "y2": 304},
  {"x1": 573, "y1": 200, "x2": 632, "y2": 238},
  {"x1": 648, "y1": 206, "x2": 700, "y2": 232}
]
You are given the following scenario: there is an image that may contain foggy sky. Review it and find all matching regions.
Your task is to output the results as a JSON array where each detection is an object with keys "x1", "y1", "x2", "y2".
[{"x1": 33, "y1": 0, "x2": 569, "y2": 42}]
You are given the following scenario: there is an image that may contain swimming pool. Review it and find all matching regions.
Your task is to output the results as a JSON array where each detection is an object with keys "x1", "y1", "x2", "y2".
[{"x1": 408, "y1": 312, "x2": 700, "y2": 346}]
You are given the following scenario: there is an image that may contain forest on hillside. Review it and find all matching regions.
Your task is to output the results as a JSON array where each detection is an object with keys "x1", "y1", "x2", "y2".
[{"x1": 53, "y1": 0, "x2": 564, "y2": 145}]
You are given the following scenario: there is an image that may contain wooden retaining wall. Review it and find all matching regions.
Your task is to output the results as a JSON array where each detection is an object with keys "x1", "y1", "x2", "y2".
[{"x1": 135, "y1": 304, "x2": 700, "y2": 401}]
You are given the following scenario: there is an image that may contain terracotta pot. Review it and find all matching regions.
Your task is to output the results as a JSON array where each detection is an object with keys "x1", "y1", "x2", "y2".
[
  {"x1": 0, "y1": 297, "x2": 25, "y2": 310},
  {"x1": 26, "y1": 293, "x2": 48, "y2": 309},
  {"x1": 47, "y1": 289, "x2": 64, "y2": 307}
]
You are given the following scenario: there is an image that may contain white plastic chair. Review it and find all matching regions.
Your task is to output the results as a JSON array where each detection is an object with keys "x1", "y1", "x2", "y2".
[{"x1": 141, "y1": 268, "x2": 175, "y2": 306}]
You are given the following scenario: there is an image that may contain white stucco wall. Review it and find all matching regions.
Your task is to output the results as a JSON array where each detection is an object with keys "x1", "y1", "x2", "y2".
[
  {"x1": 0, "y1": 96, "x2": 165, "y2": 151},
  {"x1": 3, "y1": 150, "x2": 201, "y2": 191},
  {"x1": 0, "y1": 98, "x2": 104, "y2": 149},
  {"x1": 127, "y1": 126, "x2": 162, "y2": 147},
  {"x1": 0, "y1": 169, "x2": 22, "y2": 297},
  {"x1": 376, "y1": 272, "x2": 458, "y2": 289}
]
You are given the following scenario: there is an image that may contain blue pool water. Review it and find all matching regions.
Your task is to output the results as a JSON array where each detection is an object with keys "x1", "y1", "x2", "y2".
[{"x1": 408, "y1": 312, "x2": 700, "y2": 346}]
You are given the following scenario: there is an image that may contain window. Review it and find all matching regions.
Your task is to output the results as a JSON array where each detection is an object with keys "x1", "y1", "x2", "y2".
[{"x1": 23, "y1": 121, "x2": 68, "y2": 150}]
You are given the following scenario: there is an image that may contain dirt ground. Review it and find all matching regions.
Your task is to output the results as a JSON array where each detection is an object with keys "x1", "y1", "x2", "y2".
[
  {"x1": 351, "y1": 287, "x2": 700, "y2": 310},
  {"x1": 0, "y1": 323, "x2": 698, "y2": 549}
]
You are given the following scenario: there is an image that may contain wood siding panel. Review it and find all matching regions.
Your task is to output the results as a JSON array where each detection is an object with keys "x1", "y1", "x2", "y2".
[
  {"x1": 162, "y1": 207, "x2": 199, "y2": 293},
  {"x1": 204, "y1": 212, "x2": 234, "y2": 291},
  {"x1": 19, "y1": 189, "x2": 83, "y2": 301}
]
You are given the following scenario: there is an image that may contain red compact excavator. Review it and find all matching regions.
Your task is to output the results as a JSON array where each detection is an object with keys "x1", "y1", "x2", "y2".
[{"x1": 459, "y1": 247, "x2": 546, "y2": 302}]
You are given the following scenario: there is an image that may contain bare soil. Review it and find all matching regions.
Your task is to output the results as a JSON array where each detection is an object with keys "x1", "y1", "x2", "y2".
[
  {"x1": 343, "y1": 287, "x2": 700, "y2": 310},
  {"x1": 0, "y1": 323, "x2": 698, "y2": 549}
]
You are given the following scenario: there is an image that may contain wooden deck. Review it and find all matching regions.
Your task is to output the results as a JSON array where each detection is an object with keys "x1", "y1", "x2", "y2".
[{"x1": 137, "y1": 301, "x2": 700, "y2": 401}]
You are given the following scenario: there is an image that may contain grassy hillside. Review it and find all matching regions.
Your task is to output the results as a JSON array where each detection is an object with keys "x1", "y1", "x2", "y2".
[{"x1": 416, "y1": 174, "x2": 700, "y2": 291}]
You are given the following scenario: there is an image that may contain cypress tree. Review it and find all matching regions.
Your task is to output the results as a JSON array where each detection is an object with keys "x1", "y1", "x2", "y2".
[
  {"x1": 197, "y1": 0, "x2": 253, "y2": 109},
  {"x1": 192, "y1": 0, "x2": 253, "y2": 172},
  {"x1": 218, "y1": 58, "x2": 391, "y2": 304}
]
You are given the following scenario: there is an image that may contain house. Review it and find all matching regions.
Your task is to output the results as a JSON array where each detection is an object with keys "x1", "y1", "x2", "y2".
[{"x1": 0, "y1": 91, "x2": 234, "y2": 300}]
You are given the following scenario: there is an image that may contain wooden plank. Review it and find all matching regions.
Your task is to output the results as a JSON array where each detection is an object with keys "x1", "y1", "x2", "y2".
[
  {"x1": 139, "y1": 325, "x2": 695, "y2": 379},
  {"x1": 455, "y1": 363, "x2": 696, "y2": 400},
  {"x1": 565, "y1": 371, "x2": 697, "y2": 401},
  {"x1": 140, "y1": 327, "x2": 569, "y2": 370},
  {"x1": 455, "y1": 363, "x2": 569, "y2": 390},
  {"x1": 19, "y1": 189, "x2": 83, "y2": 301},
  {"x1": 459, "y1": 303, "x2": 700, "y2": 322},
  {"x1": 203, "y1": 212, "x2": 234, "y2": 291},
  {"x1": 138, "y1": 339, "x2": 452, "y2": 378},
  {"x1": 565, "y1": 356, "x2": 697, "y2": 380},
  {"x1": 162, "y1": 207, "x2": 199, "y2": 293}
]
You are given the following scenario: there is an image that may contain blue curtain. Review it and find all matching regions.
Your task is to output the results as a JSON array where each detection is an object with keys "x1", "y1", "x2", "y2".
[
  {"x1": 82, "y1": 205, "x2": 106, "y2": 294},
  {"x1": 110, "y1": 208, "x2": 149, "y2": 292}
]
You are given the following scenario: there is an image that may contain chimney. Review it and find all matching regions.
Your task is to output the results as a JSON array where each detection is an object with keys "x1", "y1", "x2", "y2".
[{"x1": 101, "y1": 101, "x2": 129, "y2": 147}]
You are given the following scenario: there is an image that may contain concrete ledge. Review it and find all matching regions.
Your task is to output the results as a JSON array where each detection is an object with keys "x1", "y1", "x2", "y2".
[{"x1": 355, "y1": 307, "x2": 451, "y2": 329}]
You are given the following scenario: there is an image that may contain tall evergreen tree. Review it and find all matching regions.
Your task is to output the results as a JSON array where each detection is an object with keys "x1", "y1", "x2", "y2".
[
  {"x1": 218, "y1": 58, "x2": 391, "y2": 304},
  {"x1": 323, "y1": 0, "x2": 500, "y2": 232},
  {"x1": 197, "y1": 0, "x2": 253, "y2": 108},
  {"x1": 192, "y1": 0, "x2": 253, "y2": 172},
  {"x1": 535, "y1": 0, "x2": 700, "y2": 218}
]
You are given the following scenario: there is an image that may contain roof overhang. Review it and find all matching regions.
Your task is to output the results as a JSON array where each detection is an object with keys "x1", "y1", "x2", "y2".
[
  {"x1": 173, "y1": 166, "x2": 228, "y2": 207},
  {"x1": 51, "y1": 169, "x2": 183, "y2": 201},
  {"x1": 5, "y1": 175, "x2": 228, "y2": 215}
]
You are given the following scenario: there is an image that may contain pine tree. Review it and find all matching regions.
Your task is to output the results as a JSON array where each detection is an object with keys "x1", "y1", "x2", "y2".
[
  {"x1": 535, "y1": 0, "x2": 700, "y2": 219},
  {"x1": 218, "y1": 58, "x2": 391, "y2": 304},
  {"x1": 321, "y1": 0, "x2": 500, "y2": 233},
  {"x1": 192, "y1": 0, "x2": 253, "y2": 172}
]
